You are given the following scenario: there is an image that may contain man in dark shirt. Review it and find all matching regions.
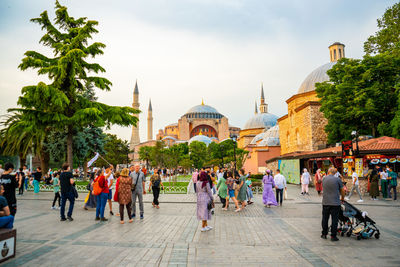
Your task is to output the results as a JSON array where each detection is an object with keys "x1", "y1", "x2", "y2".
[
  {"x1": 32, "y1": 167, "x2": 42, "y2": 194},
  {"x1": 321, "y1": 167, "x2": 345, "y2": 241},
  {"x1": 59, "y1": 163, "x2": 75, "y2": 221},
  {"x1": 0, "y1": 163, "x2": 21, "y2": 216}
]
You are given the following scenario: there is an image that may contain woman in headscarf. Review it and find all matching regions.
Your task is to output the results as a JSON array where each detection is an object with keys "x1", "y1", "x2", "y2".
[
  {"x1": 369, "y1": 166, "x2": 380, "y2": 200},
  {"x1": 196, "y1": 170, "x2": 214, "y2": 232},
  {"x1": 301, "y1": 168, "x2": 311, "y2": 195},
  {"x1": 236, "y1": 169, "x2": 248, "y2": 209},
  {"x1": 84, "y1": 170, "x2": 97, "y2": 210},
  {"x1": 262, "y1": 170, "x2": 278, "y2": 208},
  {"x1": 117, "y1": 168, "x2": 133, "y2": 224},
  {"x1": 314, "y1": 169, "x2": 323, "y2": 195}
]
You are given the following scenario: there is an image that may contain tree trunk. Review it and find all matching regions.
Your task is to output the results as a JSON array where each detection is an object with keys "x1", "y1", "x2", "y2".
[
  {"x1": 67, "y1": 126, "x2": 73, "y2": 168},
  {"x1": 39, "y1": 150, "x2": 50, "y2": 175},
  {"x1": 19, "y1": 153, "x2": 26, "y2": 169},
  {"x1": 83, "y1": 159, "x2": 88, "y2": 181}
]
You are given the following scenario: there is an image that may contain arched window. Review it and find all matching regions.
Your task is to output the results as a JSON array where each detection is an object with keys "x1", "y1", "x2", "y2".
[
  {"x1": 334, "y1": 49, "x2": 337, "y2": 61},
  {"x1": 339, "y1": 48, "x2": 342, "y2": 58},
  {"x1": 286, "y1": 132, "x2": 290, "y2": 148}
]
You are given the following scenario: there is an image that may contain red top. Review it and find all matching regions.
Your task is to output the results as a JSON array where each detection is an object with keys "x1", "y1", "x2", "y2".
[{"x1": 95, "y1": 175, "x2": 109, "y2": 194}]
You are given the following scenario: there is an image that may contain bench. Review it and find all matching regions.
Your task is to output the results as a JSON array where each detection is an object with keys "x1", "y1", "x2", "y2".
[{"x1": 0, "y1": 228, "x2": 16, "y2": 263}]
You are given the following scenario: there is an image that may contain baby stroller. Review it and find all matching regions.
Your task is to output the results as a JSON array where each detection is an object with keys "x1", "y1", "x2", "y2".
[{"x1": 338, "y1": 201, "x2": 380, "y2": 240}]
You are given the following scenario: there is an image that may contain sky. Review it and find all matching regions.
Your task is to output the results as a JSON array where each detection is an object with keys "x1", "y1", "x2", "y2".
[{"x1": 0, "y1": 0, "x2": 397, "y2": 143}]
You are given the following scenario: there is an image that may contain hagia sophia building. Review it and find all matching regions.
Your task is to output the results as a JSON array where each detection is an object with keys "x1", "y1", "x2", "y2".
[{"x1": 129, "y1": 42, "x2": 346, "y2": 173}]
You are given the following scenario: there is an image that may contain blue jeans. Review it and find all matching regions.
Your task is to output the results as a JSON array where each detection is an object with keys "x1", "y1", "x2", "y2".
[
  {"x1": 96, "y1": 193, "x2": 108, "y2": 218},
  {"x1": 0, "y1": 215, "x2": 14, "y2": 229},
  {"x1": 60, "y1": 191, "x2": 75, "y2": 219},
  {"x1": 24, "y1": 178, "x2": 28, "y2": 190}
]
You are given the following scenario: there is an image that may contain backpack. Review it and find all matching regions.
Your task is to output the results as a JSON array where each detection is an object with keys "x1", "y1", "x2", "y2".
[{"x1": 92, "y1": 178, "x2": 102, "y2": 196}]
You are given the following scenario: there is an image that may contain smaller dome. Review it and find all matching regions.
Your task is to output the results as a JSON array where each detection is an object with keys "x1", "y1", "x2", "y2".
[
  {"x1": 162, "y1": 136, "x2": 177, "y2": 141},
  {"x1": 243, "y1": 113, "x2": 278, "y2": 130},
  {"x1": 250, "y1": 125, "x2": 280, "y2": 147},
  {"x1": 189, "y1": 134, "x2": 212, "y2": 146},
  {"x1": 297, "y1": 62, "x2": 336, "y2": 94}
]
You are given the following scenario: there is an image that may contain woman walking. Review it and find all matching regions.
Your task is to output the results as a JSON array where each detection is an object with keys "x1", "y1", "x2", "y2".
[
  {"x1": 315, "y1": 169, "x2": 323, "y2": 195},
  {"x1": 51, "y1": 172, "x2": 60, "y2": 209},
  {"x1": 262, "y1": 170, "x2": 277, "y2": 207},
  {"x1": 246, "y1": 176, "x2": 254, "y2": 205},
  {"x1": 369, "y1": 166, "x2": 380, "y2": 200},
  {"x1": 95, "y1": 169, "x2": 109, "y2": 221},
  {"x1": 236, "y1": 169, "x2": 248, "y2": 209},
  {"x1": 149, "y1": 169, "x2": 164, "y2": 209},
  {"x1": 225, "y1": 172, "x2": 240, "y2": 212},
  {"x1": 216, "y1": 172, "x2": 228, "y2": 209},
  {"x1": 196, "y1": 171, "x2": 213, "y2": 232},
  {"x1": 301, "y1": 168, "x2": 311, "y2": 195},
  {"x1": 117, "y1": 168, "x2": 133, "y2": 224}
]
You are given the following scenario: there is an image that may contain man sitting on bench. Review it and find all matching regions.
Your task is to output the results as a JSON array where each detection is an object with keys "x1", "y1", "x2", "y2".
[{"x1": 0, "y1": 185, "x2": 14, "y2": 229}]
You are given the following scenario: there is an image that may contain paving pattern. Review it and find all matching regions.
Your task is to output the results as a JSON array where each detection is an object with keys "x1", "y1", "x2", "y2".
[{"x1": 3, "y1": 185, "x2": 400, "y2": 266}]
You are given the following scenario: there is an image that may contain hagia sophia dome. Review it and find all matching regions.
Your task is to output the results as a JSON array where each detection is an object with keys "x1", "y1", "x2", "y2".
[
  {"x1": 250, "y1": 125, "x2": 280, "y2": 147},
  {"x1": 184, "y1": 101, "x2": 224, "y2": 119}
]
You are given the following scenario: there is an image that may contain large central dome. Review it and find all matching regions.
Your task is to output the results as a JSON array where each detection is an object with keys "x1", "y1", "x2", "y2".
[
  {"x1": 185, "y1": 102, "x2": 224, "y2": 119},
  {"x1": 297, "y1": 62, "x2": 336, "y2": 94}
]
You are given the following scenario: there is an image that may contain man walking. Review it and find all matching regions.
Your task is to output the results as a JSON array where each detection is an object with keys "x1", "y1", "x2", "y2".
[
  {"x1": 321, "y1": 167, "x2": 345, "y2": 241},
  {"x1": 130, "y1": 165, "x2": 146, "y2": 219},
  {"x1": 59, "y1": 163, "x2": 75, "y2": 221},
  {"x1": 388, "y1": 167, "x2": 397, "y2": 200},
  {"x1": 345, "y1": 168, "x2": 363, "y2": 202},
  {"x1": 274, "y1": 169, "x2": 287, "y2": 206},
  {"x1": 192, "y1": 169, "x2": 198, "y2": 193}
]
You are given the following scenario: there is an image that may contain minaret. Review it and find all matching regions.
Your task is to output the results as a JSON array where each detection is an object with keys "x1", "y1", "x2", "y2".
[
  {"x1": 328, "y1": 42, "x2": 345, "y2": 62},
  {"x1": 147, "y1": 99, "x2": 153, "y2": 141},
  {"x1": 259, "y1": 83, "x2": 268, "y2": 113},
  {"x1": 129, "y1": 80, "x2": 140, "y2": 150}
]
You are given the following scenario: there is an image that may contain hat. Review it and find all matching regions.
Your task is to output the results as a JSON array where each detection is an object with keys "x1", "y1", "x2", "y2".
[{"x1": 120, "y1": 168, "x2": 129, "y2": 177}]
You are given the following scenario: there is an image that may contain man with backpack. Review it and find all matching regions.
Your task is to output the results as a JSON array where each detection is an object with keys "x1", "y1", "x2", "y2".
[{"x1": 130, "y1": 165, "x2": 146, "y2": 219}]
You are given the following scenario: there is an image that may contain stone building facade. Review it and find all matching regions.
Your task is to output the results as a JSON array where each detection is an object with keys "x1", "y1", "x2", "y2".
[{"x1": 278, "y1": 42, "x2": 345, "y2": 155}]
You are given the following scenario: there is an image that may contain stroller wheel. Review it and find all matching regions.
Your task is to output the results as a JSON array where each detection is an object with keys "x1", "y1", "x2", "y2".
[
  {"x1": 375, "y1": 233, "x2": 380, "y2": 239},
  {"x1": 357, "y1": 235, "x2": 361, "y2": 240},
  {"x1": 346, "y1": 231, "x2": 352, "y2": 237}
]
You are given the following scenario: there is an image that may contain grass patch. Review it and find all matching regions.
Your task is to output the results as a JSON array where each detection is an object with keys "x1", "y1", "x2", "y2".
[{"x1": 162, "y1": 182, "x2": 189, "y2": 187}]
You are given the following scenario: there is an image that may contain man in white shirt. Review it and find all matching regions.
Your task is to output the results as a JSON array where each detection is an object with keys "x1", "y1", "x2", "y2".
[
  {"x1": 105, "y1": 165, "x2": 114, "y2": 215},
  {"x1": 380, "y1": 168, "x2": 389, "y2": 198},
  {"x1": 345, "y1": 168, "x2": 363, "y2": 202},
  {"x1": 274, "y1": 169, "x2": 287, "y2": 206}
]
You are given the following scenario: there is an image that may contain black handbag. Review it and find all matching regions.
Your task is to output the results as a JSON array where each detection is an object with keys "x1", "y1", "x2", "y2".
[
  {"x1": 72, "y1": 185, "x2": 79, "y2": 199},
  {"x1": 207, "y1": 200, "x2": 213, "y2": 210}
]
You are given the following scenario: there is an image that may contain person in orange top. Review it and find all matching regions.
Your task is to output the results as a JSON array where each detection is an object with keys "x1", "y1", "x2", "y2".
[{"x1": 95, "y1": 168, "x2": 109, "y2": 221}]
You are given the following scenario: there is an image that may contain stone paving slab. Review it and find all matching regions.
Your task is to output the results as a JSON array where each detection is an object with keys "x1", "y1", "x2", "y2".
[{"x1": 2, "y1": 187, "x2": 400, "y2": 266}]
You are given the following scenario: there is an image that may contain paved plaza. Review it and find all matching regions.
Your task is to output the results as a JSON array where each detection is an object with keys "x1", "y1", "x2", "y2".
[{"x1": 3, "y1": 185, "x2": 400, "y2": 267}]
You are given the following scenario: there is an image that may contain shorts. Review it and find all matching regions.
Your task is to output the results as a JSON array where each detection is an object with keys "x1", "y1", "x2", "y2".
[
  {"x1": 107, "y1": 189, "x2": 113, "y2": 200},
  {"x1": 228, "y1": 190, "x2": 235, "y2": 198}
]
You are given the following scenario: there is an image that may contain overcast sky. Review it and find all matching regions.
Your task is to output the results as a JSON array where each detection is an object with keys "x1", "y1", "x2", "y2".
[{"x1": 0, "y1": 0, "x2": 397, "y2": 143}]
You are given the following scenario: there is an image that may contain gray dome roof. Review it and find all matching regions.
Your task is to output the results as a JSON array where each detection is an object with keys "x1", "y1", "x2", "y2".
[
  {"x1": 297, "y1": 62, "x2": 336, "y2": 94},
  {"x1": 186, "y1": 104, "x2": 219, "y2": 114},
  {"x1": 189, "y1": 135, "x2": 212, "y2": 146},
  {"x1": 243, "y1": 113, "x2": 278, "y2": 130},
  {"x1": 250, "y1": 125, "x2": 280, "y2": 146}
]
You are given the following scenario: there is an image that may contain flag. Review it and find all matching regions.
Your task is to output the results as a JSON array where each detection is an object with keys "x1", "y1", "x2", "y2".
[{"x1": 87, "y1": 152, "x2": 99, "y2": 167}]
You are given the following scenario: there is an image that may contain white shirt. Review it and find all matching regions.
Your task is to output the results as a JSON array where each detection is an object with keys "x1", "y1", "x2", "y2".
[
  {"x1": 352, "y1": 172, "x2": 359, "y2": 186},
  {"x1": 0, "y1": 168, "x2": 4, "y2": 177},
  {"x1": 107, "y1": 173, "x2": 114, "y2": 189},
  {"x1": 274, "y1": 174, "x2": 287, "y2": 189},
  {"x1": 380, "y1": 171, "x2": 388, "y2": 180}
]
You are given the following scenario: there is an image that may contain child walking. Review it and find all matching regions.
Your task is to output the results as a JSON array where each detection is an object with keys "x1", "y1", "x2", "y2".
[{"x1": 51, "y1": 172, "x2": 61, "y2": 209}]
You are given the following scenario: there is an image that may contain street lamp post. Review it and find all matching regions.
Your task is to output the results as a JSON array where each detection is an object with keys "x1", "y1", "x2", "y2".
[
  {"x1": 351, "y1": 130, "x2": 359, "y2": 155},
  {"x1": 230, "y1": 134, "x2": 237, "y2": 173}
]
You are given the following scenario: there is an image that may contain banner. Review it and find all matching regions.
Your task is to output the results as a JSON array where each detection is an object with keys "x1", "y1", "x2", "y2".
[
  {"x1": 278, "y1": 159, "x2": 300, "y2": 184},
  {"x1": 87, "y1": 152, "x2": 99, "y2": 167}
]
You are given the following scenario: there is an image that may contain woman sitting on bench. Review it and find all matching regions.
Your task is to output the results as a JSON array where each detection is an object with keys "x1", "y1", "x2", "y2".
[{"x1": 0, "y1": 185, "x2": 14, "y2": 229}]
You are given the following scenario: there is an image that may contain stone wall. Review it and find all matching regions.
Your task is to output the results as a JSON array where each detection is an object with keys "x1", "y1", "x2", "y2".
[{"x1": 310, "y1": 105, "x2": 328, "y2": 150}]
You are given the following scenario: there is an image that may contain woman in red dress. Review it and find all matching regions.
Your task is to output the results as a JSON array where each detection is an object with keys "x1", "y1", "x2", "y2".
[{"x1": 315, "y1": 169, "x2": 323, "y2": 195}]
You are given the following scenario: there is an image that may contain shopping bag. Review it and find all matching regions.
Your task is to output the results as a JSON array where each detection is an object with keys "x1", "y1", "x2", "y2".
[{"x1": 284, "y1": 188, "x2": 288, "y2": 200}]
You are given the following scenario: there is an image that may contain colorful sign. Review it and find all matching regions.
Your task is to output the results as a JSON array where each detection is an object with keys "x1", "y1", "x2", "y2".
[
  {"x1": 355, "y1": 158, "x2": 363, "y2": 177},
  {"x1": 278, "y1": 159, "x2": 300, "y2": 184},
  {"x1": 342, "y1": 140, "x2": 354, "y2": 156}
]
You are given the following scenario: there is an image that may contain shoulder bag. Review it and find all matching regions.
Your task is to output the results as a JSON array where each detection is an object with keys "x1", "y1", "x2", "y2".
[{"x1": 132, "y1": 173, "x2": 140, "y2": 192}]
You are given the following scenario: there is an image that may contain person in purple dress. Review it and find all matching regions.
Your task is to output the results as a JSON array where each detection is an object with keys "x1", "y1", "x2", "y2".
[
  {"x1": 262, "y1": 170, "x2": 278, "y2": 208},
  {"x1": 196, "y1": 170, "x2": 214, "y2": 232}
]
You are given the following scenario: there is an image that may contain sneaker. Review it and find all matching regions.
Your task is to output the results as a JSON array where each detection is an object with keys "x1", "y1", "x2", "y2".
[
  {"x1": 222, "y1": 208, "x2": 228, "y2": 211},
  {"x1": 234, "y1": 208, "x2": 241, "y2": 212},
  {"x1": 60, "y1": 218, "x2": 67, "y2": 221},
  {"x1": 120, "y1": 221, "x2": 124, "y2": 224},
  {"x1": 206, "y1": 226, "x2": 213, "y2": 231},
  {"x1": 201, "y1": 227, "x2": 208, "y2": 232},
  {"x1": 357, "y1": 199, "x2": 364, "y2": 203},
  {"x1": 129, "y1": 219, "x2": 133, "y2": 223},
  {"x1": 57, "y1": 207, "x2": 61, "y2": 210},
  {"x1": 321, "y1": 234, "x2": 327, "y2": 239},
  {"x1": 51, "y1": 206, "x2": 56, "y2": 210},
  {"x1": 140, "y1": 214, "x2": 144, "y2": 219},
  {"x1": 95, "y1": 217, "x2": 100, "y2": 221},
  {"x1": 67, "y1": 216, "x2": 73, "y2": 221},
  {"x1": 344, "y1": 197, "x2": 350, "y2": 201},
  {"x1": 331, "y1": 236, "x2": 339, "y2": 242},
  {"x1": 110, "y1": 211, "x2": 114, "y2": 215},
  {"x1": 132, "y1": 214, "x2": 136, "y2": 218},
  {"x1": 100, "y1": 217, "x2": 108, "y2": 222}
]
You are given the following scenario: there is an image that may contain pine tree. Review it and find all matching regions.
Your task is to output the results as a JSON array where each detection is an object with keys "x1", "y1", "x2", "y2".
[{"x1": 13, "y1": 1, "x2": 138, "y2": 167}]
